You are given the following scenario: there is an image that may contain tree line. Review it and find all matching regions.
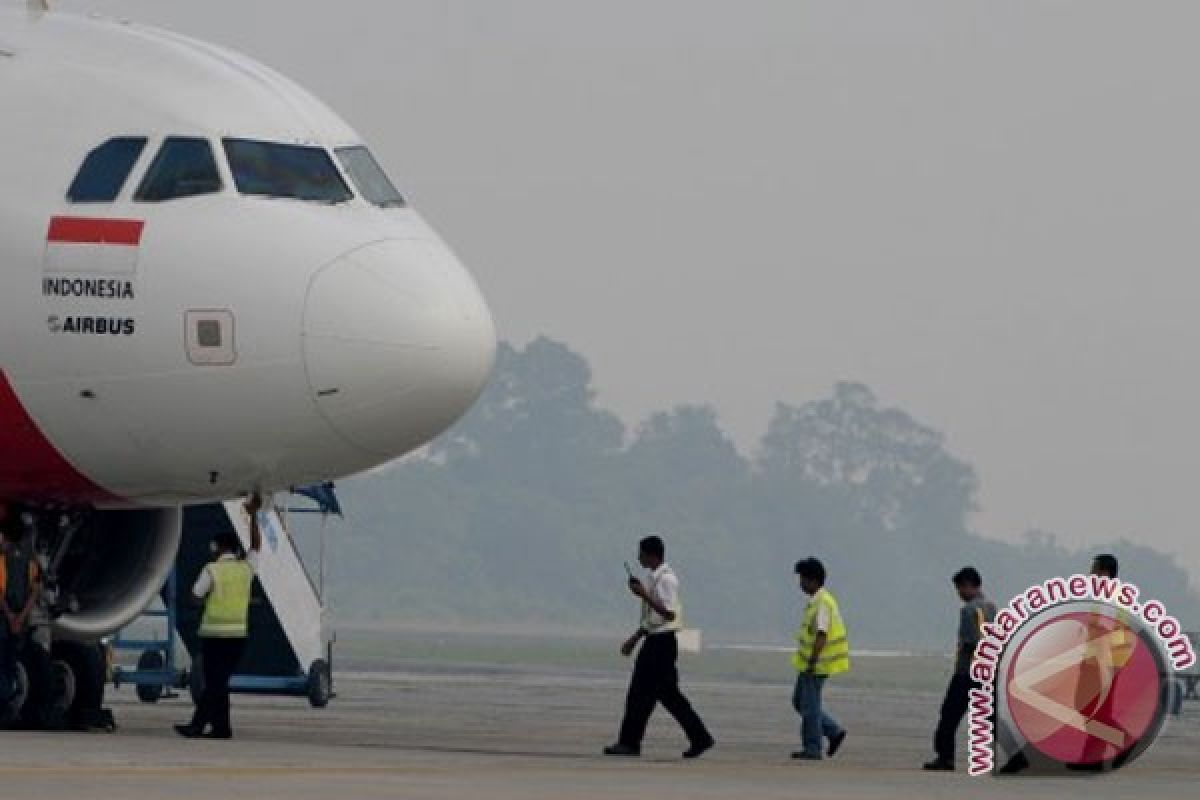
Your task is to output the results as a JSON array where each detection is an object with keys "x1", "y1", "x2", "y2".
[{"x1": 318, "y1": 337, "x2": 1200, "y2": 648}]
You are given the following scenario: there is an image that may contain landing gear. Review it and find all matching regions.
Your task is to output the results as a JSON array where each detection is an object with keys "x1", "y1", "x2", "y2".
[
  {"x1": 2, "y1": 656, "x2": 27, "y2": 726},
  {"x1": 48, "y1": 654, "x2": 76, "y2": 727},
  {"x1": 2, "y1": 504, "x2": 180, "y2": 732},
  {"x1": 1, "y1": 639, "x2": 113, "y2": 731},
  {"x1": 52, "y1": 641, "x2": 113, "y2": 730},
  {"x1": 2, "y1": 641, "x2": 53, "y2": 730},
  {"x1": 0, "y1": 508, "x2": 121, "y2": 732}
]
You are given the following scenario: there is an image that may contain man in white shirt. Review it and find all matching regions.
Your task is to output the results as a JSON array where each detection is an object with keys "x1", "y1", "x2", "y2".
[{"x1": 604, "y1": 534, "x2": 714, "y2": 759}]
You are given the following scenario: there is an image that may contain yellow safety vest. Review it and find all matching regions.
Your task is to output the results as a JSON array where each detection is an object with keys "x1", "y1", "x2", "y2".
[
  {"x1": 793, "y1": 588, "x2": 850, "y2": 676},
  {"x1": 198, "y1": 560, "x2": 254, "y2": 638}
]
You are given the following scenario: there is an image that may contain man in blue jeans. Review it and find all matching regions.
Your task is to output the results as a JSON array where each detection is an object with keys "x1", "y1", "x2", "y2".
[{"x1": 791, "y1": 557, "x2": 849, "y2": 760}]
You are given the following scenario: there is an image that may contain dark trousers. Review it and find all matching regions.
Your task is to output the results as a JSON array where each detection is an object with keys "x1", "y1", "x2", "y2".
[
  {"x1": 191, "y1": 636, "x2": 246, "y2": 735},
  {"x1": 617, "y1": 632, "x2": 712, "y2": 748},
  {"x1": 934, "y1": 672, "x2": 977, "y2": 763},
  {"x1": 0, "y1": 628, "x2": 21, "y2": 703}
]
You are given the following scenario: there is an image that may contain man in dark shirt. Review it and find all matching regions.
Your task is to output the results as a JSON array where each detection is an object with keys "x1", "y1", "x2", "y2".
[
  {"x1": 923, "y1": 566, "x2": 996, "y2": 771},
  {"x1": 0, "y1": 509, "x2": 41, "y2": 716}
]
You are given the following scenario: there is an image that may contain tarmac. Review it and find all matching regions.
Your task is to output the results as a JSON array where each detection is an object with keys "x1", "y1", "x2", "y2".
[{"x1": 0, "y1": 655, "x2": 1197, "y2": 798}]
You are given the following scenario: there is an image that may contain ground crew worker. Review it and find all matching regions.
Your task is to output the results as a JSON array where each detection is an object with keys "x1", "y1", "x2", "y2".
[
  {"x1": 999, "y1": 553, "x2": 1127, "y2": 774},
  {"x1": 1091, "y1": 553, "x2": 1118, "y2": 580},
  {"x1": 924, "y1": 566, "x2": 995, "y2": 771},
  {"x1": 175, "y1": 494, "x2": 262, "y2": 739},
  {"x1": 1071, "y1": 552, "x2": 1130, "y2": 770},
  {"x1": 604, "y1": 534, "x2": 715, "y2": 759},
  {"x1": 0, "y1": 509, "x2": 40, "y2": 714},
  {"x1": 791, "y1": 557, "x2": 849, "y2": 761}
]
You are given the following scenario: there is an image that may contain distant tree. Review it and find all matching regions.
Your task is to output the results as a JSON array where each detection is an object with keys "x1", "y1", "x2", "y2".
[
  {"x1": 757, "y1": 382, "x2": 977, "y2": 538},
  {"x1": 626, "y1": 406, "x2": 748, "y2": 500},
  {"x1": 433, "y1": 337, "x2": 625, "y2": 488},
  {"x1": 307, "y1": 345, "x2": 1200, "y2": 647}
]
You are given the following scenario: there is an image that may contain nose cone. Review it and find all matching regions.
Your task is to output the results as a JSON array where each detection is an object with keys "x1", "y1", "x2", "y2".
[{"x1": 302, "y1": 239, "x2": 496, "y2": 459}]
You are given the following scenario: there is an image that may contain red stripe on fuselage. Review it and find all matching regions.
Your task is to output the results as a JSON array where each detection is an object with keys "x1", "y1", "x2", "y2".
[
  {"x1": 0, "y1": 370, "x2": 118, "y2": 505},
  {"x1": 47, "y1": 216, "x2": 144, "y2": 246}
]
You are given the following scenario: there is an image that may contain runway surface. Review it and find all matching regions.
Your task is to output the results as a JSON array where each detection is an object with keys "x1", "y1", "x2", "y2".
[{"x1": 2, "y1": 642, "x2": 1198, "y2": 799}]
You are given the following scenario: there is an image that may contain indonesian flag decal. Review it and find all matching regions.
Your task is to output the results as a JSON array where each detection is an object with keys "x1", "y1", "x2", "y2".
[{"x1": 44, "y1": 216, "x2": 145, "y2": 273}]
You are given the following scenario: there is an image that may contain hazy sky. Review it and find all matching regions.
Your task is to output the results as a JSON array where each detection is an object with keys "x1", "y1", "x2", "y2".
[{"x1": 59, "y1": 1, "x2": 1200, "y2": 577}]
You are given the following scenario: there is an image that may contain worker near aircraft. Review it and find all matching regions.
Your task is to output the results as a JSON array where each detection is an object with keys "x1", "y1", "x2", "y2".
[
  {"x1": 1071, "y1": 553, "x2": 1130, "y2": 770},
  {"x1": 604, "y1": 534, "x2": 715, "y2": 759},
  {"x1": 175, "y1": 493, "x2": 263, "y2": 739},
  {"x1": 998, "y1": 553, "x2": 1127, "y2": 775},
  {"x1": 924, "y1": 566, "x2": 996, "y2": 772},
  {"x1": 0, "y1": 507, "x2": 41, "y2": 716},
  {"x1": 791, "y1": 557, "x2": 850, "y2": 761}
]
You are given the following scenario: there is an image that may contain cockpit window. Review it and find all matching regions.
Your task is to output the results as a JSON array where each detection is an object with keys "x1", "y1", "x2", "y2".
[
  {"x1": 223, "y1": 139, "x2": 352, "y2": 204},
  {"x1": 335, "y1": 146, "x2": 406, "y2": 208},
  {"x1": 67, "y1": 137, "x2": 148, "y2": 203},
  {"x1": 135, "y1": 137, "x2": 222, "y2": 202}
]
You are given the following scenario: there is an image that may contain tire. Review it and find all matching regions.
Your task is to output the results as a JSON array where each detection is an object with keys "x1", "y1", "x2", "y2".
[
  {"x1": 51, "y1": 641, "x2": 107, "y2": 729},
  {"x1": 47, "y1": 658, "x2": 76, "y2": 729},
  {"x1": 135, "y1": 650, "x2": 165, "y2": 704},
  {"x1": 307, "y1": 659, "x2": 332, "y2": 708},
  {"x1": 16, "y1": 641, "x2": 53, "y2": 729},
  {"x1": 3, "y1": 660, "x2": 29, "y2": 727}
]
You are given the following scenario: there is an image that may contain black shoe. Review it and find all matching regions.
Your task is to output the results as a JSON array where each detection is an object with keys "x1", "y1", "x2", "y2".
[
  {"x1": 922, "y1": 757, "x2": 955, "y2": 771},
  {"x1": 997, "y1": 752, "x2": 1030, "y2": 775},
  {"x1": 202, "y1": 730, "x2": 233, "y2": 740},
  {"x1": 682, "y1": 737, "x2": 714, "y2": 759},
  {"x1": 174, "y1": 724, "x2": 203, "y2": 739},
  {"x1": 827, "y1": 730, "x2": 847, "y2": 758},
  {"x1": 791, "y1": 751, "x2": 822, "y2": 761},
  {"x1": 603, "y1": 743, "x2": 640, "y2": 757}
]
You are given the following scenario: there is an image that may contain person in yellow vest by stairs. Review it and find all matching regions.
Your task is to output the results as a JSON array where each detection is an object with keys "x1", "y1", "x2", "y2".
[
  {"x1": 175, "y1": 493, "x2": 263, "y2": 739},
  {"x1": 791, "y1": 557, "x2": 849, "y2": 761}
]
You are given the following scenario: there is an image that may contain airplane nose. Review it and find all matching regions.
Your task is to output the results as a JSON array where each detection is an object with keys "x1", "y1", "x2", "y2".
[{"x1": 302, "y1": 239, "x2": 496, "y2": 458}]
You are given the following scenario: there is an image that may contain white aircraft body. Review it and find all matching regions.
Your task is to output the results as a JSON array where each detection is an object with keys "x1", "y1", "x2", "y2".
[{"x1": 0, "y1": 2, "x2": 495, "y2": 724}]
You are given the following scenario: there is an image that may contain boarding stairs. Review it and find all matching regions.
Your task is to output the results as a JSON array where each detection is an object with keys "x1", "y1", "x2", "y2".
[{"x1": 112, "y1": 489, "x2": 338, "y2": 707}]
